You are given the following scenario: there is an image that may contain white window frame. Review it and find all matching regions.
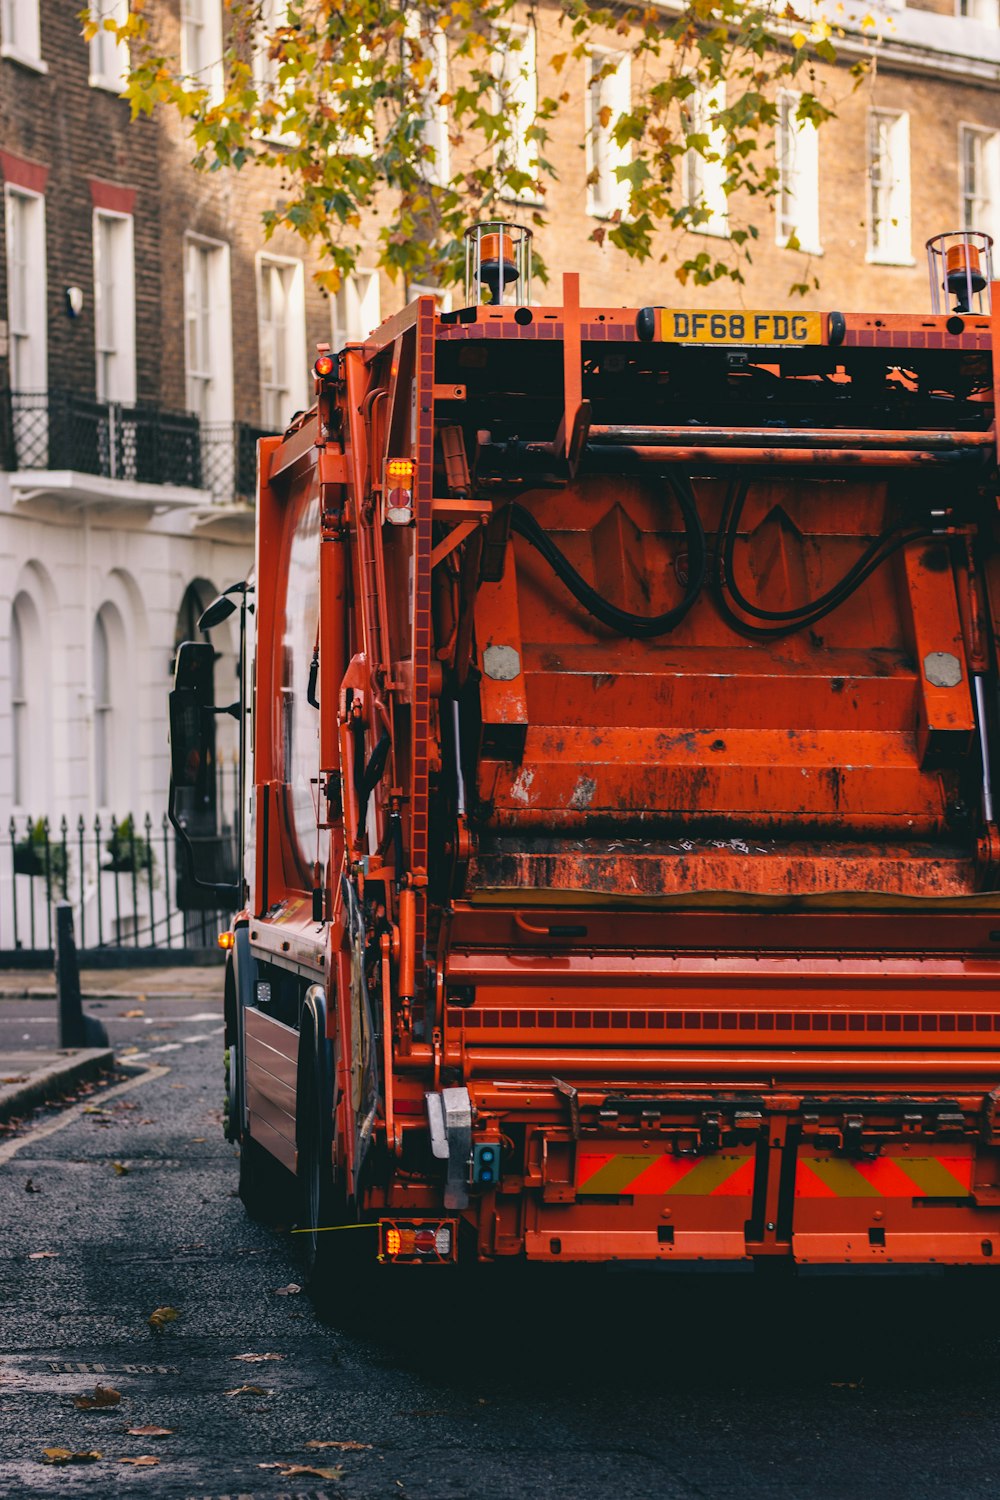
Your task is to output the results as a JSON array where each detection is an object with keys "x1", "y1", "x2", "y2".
[
  {"x1": 959, "y1": 123, "x2": 1000, "y2": 245},
  {"x1": 868, "y1": 109, "x2": 912, "y2": 265},
  {"x1": 183, "y1": 233, "x2": 234, "y2": 423},
  {"x1": 405, "y1": 17, "x2": 450, "y2": 186},
  {"x1": 181, "y1": 0, "x2": 223, "y2": 104},
  {"x1": 89, "y1": 0, "x2": 129, "y2": 92},
  {"x1": 4, "y1": 185, "x2": 47, "y2": 393},
  {"x1": 93, "y1": 209, "x2": 137, "y2": 405},
  {"x1": 331, "y1": 270, "x2": 382, "y2": 347},
  {"x1": 958, "y1": 0, "x2": 999, "y2": 24},
  {"x1": 256, "y1": 252, "x2": 308, "y2": 431},
  {"x1": 1, "y1": 0, "x2": 46, "y2": 72},
  {"x1": 586, "y1": 50, "x2": 631, "y2": 221},
  {"x1": 493, "y1": 22, "x2": 540, "y2": 205},
  {"x1": 253, "y1": 0, "x2": 298, "y2": 144},
  {"x1": 776, "y1": 90, "x2": 821, "y2": 255},
  {"x1": 683, "y1": 82, "x2": 729, "y2": 238}
]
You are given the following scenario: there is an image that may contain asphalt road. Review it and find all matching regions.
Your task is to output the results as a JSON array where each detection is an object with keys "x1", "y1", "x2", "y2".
[{"x1": 4, "y1": 991, "x2": 1000, "y2": 1498}]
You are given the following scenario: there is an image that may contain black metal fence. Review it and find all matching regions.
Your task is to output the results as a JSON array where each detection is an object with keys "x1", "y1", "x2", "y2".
[
  {"x1": 1, "y1": 810, "x2": 239, "y2": 959},
  {"x1": 0, "y1": 388, "x2": 272, "y2": 504}
]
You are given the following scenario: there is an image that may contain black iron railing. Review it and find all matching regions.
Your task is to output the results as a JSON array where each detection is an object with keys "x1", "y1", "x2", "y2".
[
  {"x1": 1, "y1": 805, "x2": 240, "y2": 956},
  {"x1": 0, "y1": 388, "x2": 272, "y2": 504}
]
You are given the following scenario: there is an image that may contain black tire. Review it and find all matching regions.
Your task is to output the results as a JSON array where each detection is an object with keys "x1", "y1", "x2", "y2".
[
  {"x1": 296, "y1": 1031, "x2": 347, "y2": 1284},
  {"x1": 238, "y1": 1130, "x2": 297, "y2": 1224}
]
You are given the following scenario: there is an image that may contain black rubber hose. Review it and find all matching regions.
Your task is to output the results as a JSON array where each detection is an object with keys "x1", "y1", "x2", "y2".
[
  {"x1": 508, "y1": 473, "x2": 705, "y2": 640},
  {"x1": 720, "y1": 476, "x2": 933, "y2": 624},
  {"x1": 710, "y1": 476, "x2": 936, "y2": 640}
]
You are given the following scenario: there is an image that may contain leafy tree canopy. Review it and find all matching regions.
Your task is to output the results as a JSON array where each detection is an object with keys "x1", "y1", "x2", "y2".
[{"x1": 86, "y1": 0, "x2": 868, "y2": 293}]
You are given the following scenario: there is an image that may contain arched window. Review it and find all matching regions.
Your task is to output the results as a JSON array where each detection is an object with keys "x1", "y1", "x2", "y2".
[
  {"x1": 11, "y1": 599, "x2": 26, "y2": 807},
  {"x1": 10, "y1": 592, "x2": 43, "y2": 809},
  {"x1": 93, "y1": 601, "x2": 130, "y2": 810}
]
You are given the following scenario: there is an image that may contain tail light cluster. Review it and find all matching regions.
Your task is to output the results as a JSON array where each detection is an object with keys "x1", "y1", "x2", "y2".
[{"x1": 379, "y1": 1219, "x2": 457, "y2": 1264}]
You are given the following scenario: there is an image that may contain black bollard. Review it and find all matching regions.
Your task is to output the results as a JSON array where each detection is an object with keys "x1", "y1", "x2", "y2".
[{"x1": 55, "y1": 901, "x2": 108, "y2": 1049}]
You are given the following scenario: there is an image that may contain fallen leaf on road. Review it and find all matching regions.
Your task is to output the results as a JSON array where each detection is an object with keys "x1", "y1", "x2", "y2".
[
  {"x1": 224, "y1": 1385, "x2": 269, "y2": 1397},
  {"x1": 147, "y1": 1306, "x2": 179, "y2": 1332},
  {"x1": 169, "y1": 1083, "x2": 186, "y2": 1089},
  {"x1": 232, "y1": 1352, "x2": 284, "y2": 1363},
  {"x1": 191, "y1": 1137, "x2": 206, "y2": 1143},
  {"x1": 119, "y1": 1046, "x2": 140, "y2": 1057},
  {"x1": 1, "y1": 1074, "x2": 27, "y2": 1084},
  {"x1": 41, "y1": 1448, "x2": 102, "y2": 1464},
  {"x1": 122, "y1": 1009, "x2": 145, "y2": 1018},
  {"x1": 119, "y1": 1454, "x2": 160, "y2": 1466},
  {"x1": 126, "y1": 1426, "x2": 174, "y2": 1437},
  {"x1": 272, "y1": 1283, "x2": 301, "y2": 1296},
  {"x1": 28, "y1": 1251, "x2": 58, "y2": 1260},
  {"x1": 305, "y1": 1439, "x2": 372, "y2": 1451},
  {"x1": 278, "y1": 1464, "x2": 345, "y2": 1480},
  {"x1": 111, "y1": 1161, "x2": 129, "y2": 1176},
  {"x1": 72, "y1": 1385, "x2": 121, "y2": 1410}
]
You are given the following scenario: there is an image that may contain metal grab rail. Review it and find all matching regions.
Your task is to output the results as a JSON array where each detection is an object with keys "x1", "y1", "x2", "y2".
[{"x1": 587, "y1": 424, "x2": 996, "y2": 451}]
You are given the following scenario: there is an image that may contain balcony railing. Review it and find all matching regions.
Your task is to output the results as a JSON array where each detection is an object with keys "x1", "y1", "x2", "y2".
[{"x1": 0, "y1": 388, "x2": 274, "y2": 504}]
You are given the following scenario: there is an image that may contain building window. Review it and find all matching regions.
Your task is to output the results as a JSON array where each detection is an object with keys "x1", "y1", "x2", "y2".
[
  {"x1": 332, "y1": 270, "x2": 382, "y2": 347},
  {"x1": 587, "y1": 51, "x2": 631, "y2": 221},
  {"x1": 89, "y1": 0, "x2": 129, "y2": 91},
  {"x1": 257, "y1": 254, "x2": 307, "y2": 431},
  {"x1": 94, "y1": 211, "x2": 136, "y2": 404},
  {"x1": 181, "y1": 0, "x2": 223, "y2": 102},
  {"x1": 776, "y1": 92, "x2": 821, "y2": 253},
  {"x1": 960, "y1": 125, "x2": 1000, "y2": 244},
  {"x1": 405, "y1": 18, "x2": 449, "y2": 185},
  {"x1": 683, "y1": 83, "x2": 729, "y2": 237},
  {"x1": 1, "y1": 0, "x2": 45, "y2": 71},
  {"x1": 10, "y1": 595, "x2": 29, "y2": 808},
  {"x1": 868, "y1": 109, "x2": 911, "y2": 264},
  {"x1": 93, "y1": 605, "x2": 115, "y2": 810},
  {"x1": 184, "y1": 236, "x2": 233, "y2": 422},
  {"x1": 493, "y1": 23, "x2": 539, "y2": 201},
  {"x1": 959, "y1": 0, "x2": 999, "y2": 23},
  {"x1": 4, "y1": 187, "x2": 46, "y2": 393}
]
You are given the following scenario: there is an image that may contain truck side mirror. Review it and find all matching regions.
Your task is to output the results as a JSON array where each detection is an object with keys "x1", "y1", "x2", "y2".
[{"x1": 169, "y1": 641, "x2": 216, "y2": 789}]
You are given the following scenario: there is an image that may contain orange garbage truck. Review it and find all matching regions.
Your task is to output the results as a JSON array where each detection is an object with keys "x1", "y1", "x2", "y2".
[{"x1": 170, "y1": 223, "x2": 1000, "y2": 1270}]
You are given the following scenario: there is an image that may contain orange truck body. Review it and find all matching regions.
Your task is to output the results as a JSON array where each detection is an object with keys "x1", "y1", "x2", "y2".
[{"x1": 227, "y1": 272, "x2": 1000, "y2": 1267}]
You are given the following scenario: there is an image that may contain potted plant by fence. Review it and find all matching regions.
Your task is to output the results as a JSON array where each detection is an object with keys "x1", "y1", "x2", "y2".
[
  {"x1": 12, "y1": 818, "x2": 69, "y2": 888},
  {"x1": 103, "y1": 814, "x2": 155, "y2": 876}
]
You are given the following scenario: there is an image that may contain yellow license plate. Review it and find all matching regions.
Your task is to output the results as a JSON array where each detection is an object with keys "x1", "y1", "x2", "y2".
[{"x1": 655, "y1": 309, "x2": 823, "y2": 346}]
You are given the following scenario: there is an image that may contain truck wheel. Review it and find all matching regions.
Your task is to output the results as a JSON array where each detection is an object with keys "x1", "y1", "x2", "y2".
[
  {"x1": 238, "y1": 1131, "x2": 296, "y2": 1226},
  {"x1": 296, "y1": 1036, "x2": 342, "y2": 1282}
]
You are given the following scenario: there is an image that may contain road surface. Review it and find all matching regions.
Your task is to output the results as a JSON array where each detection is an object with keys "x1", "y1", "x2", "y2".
[{"x1": 2, "y1": 986, "x2": 1000, "y2": 1498}]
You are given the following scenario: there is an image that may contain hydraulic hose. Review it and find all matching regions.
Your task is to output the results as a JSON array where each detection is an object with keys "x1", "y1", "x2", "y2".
[
  {"x1": 508, "y1": 471, "x2": 706, "y2": 640},
  {"x1": 714, "y1": 476, "x2": 937, "y2": 640}
]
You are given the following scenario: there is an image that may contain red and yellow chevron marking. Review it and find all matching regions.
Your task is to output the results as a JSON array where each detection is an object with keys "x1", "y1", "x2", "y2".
[
  {"x1": 795, "y1": 1155, "x2": 973, "y2": 1198},
  {"x1": 576, "y1": 1151, "x2": 754, "y2": 1197}
]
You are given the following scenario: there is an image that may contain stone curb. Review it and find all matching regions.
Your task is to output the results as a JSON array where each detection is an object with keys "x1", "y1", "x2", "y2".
[{"x1": 0, "y1": 1048, "x2": 116, "y2": 1121}]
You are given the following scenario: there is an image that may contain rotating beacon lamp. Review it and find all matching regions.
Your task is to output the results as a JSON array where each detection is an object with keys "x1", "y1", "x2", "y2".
[
  {"x1": 926, "y1": 230, "x2": 994, "y2": 315},
  {"x1": 464, "y1": 221, "x2": 532, "y2": 307}
]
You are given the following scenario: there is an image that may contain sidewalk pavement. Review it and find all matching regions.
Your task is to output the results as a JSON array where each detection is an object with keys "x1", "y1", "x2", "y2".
[
  {"x1": 0, "y1": 965, "x2": 223, "y2": 1121},
  {"x1": 0, "y1": 965, "x2": 225, "y2": 1000},
  {"x1": 0, "y1": 1047, "x2": 114, "y2": 1121}
]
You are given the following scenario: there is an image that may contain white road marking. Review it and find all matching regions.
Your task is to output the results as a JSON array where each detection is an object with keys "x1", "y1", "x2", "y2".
[
  {"x1": 0, "y1": 1066, "x2": 170, "y2": 1166},
  {"x1": 147, "y1": 1043, "x2": 183, "y2": 1054}
]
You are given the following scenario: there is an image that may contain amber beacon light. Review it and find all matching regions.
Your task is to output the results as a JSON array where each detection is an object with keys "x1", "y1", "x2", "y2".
[{"x1": 926, "y1": 230, "x2": 994, "y2": 314}]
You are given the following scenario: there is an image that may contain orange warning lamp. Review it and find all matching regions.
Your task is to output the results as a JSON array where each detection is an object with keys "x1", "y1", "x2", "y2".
[
  {"x1": 479, "y1": 231, "x2": 519, "y2": 302},
  {"x1": 464, "y1": 221, "x2": 532, "y2": 307},
  {"x1": 926, "y1": 230, "x2": 994, "y2": 315}
]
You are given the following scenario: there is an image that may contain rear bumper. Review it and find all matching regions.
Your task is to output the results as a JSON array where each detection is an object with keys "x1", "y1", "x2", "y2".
[{"x1": 444, "y1": 1081, "x2": 1000, "y2": 1267}]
